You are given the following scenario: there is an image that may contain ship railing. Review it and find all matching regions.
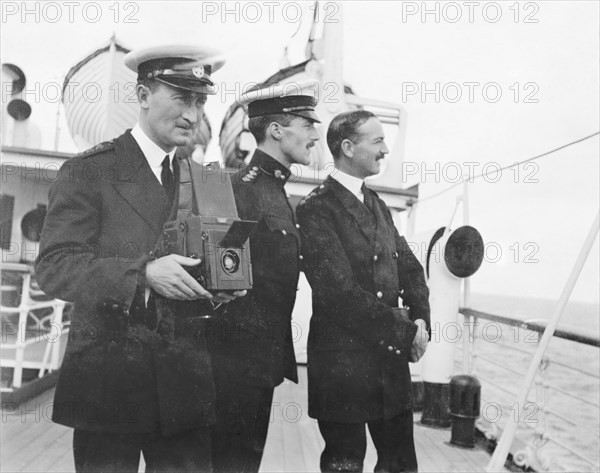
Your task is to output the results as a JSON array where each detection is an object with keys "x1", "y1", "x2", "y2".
[
  {"x1": 456, "y1": 307, "x2": 600, "y2": 472},
  {"x1": 0, "y1": 262, "x2": 69, "y2": 390}
]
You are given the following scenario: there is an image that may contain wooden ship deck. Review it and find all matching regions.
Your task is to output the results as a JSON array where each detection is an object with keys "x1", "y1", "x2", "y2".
[{"x1": 1, "y1": 367, "x2": 503, "y2": 473}]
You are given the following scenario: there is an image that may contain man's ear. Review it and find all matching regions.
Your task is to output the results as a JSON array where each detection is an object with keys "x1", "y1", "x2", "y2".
[
  {"x1": 267, "y1": 122, "x2": 283, "y2": 141},
  {"x1": 137, "y1": 84, "x2": 151, "y2": 110},
  {"x1": 341, "y1": 138, "x2": 354, "y2": 158}
]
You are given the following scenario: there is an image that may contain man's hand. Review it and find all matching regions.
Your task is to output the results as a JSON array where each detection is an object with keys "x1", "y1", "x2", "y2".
[
  {"x1": 410, "y1": 319, "x2": 429, "y2": 362},
  {"x1": 146, "y1": 254, "x2": 210, "y2": 300},
  {"x1": 146, "y1": 254, "x2": 246, "y2": 302},
  {"x1": 212, "y1": 290, "x2": 247, "y2": 304}
]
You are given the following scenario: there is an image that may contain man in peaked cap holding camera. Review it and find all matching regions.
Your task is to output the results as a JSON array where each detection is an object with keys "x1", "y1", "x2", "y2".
[
  {"x1": 208, "y1": 81, "x2": 320, "y2": 473},
  {"x1": 36, "y1": 44, "x2": 244, "y2": 473}
]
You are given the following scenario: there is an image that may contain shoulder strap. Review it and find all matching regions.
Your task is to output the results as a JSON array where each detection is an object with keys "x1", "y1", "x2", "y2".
[{"x1": 175, "y1": 156, "x2": 196, "y2": 220}]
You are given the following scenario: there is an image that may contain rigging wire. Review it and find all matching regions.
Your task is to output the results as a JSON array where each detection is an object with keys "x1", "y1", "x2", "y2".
[{"x1": 414, "y1": 131, "x2": 600, "y2": 205}]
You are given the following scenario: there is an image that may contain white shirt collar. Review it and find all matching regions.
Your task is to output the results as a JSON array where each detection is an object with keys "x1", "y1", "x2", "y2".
[
  {"x1": 130, "y1": 123, "x2": 176, "y2": 170},
  {"x1": 330, "y1": 169, "x2": 365, "y2": 203}
]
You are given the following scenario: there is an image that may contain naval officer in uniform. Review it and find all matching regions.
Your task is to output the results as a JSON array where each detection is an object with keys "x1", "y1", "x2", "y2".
[
  {"x1": 209, "y1": 84, "x2": 321, "y2": 473},
  {"x1": 36, "y1": 44, "x2": 244, "y2": 472},
  {"x1": 297, "y1": 110, "x2": 430, "y2": 472}
]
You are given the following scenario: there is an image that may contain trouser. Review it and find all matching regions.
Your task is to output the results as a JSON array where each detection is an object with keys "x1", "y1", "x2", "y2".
[
  {"x1": 318, "y1": 412, "x2": 418, "y2": 473},
  {"x1": 73, "y1": 427, "x2": 211, "y2": 473},
  {"x1": 210, "y1": 376, "x2": 275, "y2": 473}
]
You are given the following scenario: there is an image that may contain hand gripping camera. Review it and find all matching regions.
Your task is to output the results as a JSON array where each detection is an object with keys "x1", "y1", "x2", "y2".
[{"x1": 159, "y1": 159, "x2": 256, "y2": 291}]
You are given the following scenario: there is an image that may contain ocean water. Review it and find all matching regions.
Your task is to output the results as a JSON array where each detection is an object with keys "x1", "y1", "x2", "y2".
[{"x1": 461, "y1": 293, "x2": 600, "y2": 472}]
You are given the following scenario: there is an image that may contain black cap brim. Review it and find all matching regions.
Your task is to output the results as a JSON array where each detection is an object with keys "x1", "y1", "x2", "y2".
[
  {"x1": 288, "y1": 110, "x2": 321, "y2": 123},
  {"x1": 155, "y1": 77, "x2": 216, "y2": 95}
]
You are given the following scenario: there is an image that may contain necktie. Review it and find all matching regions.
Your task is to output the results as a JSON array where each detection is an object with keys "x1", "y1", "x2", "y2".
[
  {"x1": 161, "y1": 155, "x2": 175, "y2": 204},
  {"x1": 362, "y1": 183, "x2": 376, "y2": 214}
]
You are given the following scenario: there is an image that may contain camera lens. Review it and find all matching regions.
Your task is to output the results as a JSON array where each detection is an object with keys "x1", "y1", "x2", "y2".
[{"x1": 221, "y1": 250, "x2": 240, "y2": 274}]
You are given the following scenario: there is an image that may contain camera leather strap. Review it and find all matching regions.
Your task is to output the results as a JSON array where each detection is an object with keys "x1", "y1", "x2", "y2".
[
  {"x1": 175, "y1": 156, "x2": 196, "y2": 220},
  {"x1": 177, "y1": 156, "x2": 235, "y2": 218}
]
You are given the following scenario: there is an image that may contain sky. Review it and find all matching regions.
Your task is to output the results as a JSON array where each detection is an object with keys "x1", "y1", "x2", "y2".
[{"x1": 1, "y1": 0, "x2": 599, "y2": 305}]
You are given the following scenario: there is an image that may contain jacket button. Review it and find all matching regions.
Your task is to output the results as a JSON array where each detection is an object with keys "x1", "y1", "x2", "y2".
[
  {"x1": 373, "y1": 255, "x2": 378, "y2": 262},
  {"x1": 388, "y1": 346, "x2": 394, "y2": 351},
  {"x1": 299, "y1": 255, "x2": 304, "y2": 261},
  {"x1": 281, "y1": 230, "x2": 287, "y2": 236},
  {"x1": 395, "y1": 349, "x2": 401, "y2": 355},
  {"x1": 376, "y1": 291, "x2": 383, "y2": 299},
  {"x1": 112, "y1": 303, "x2": 120, "y2": 311},
  {"x1": 295, "y1": 223, "x2": 300, "y2": 229},
  {"x1": 393, "y1": 252, "x2": 398, "y2": 259}
]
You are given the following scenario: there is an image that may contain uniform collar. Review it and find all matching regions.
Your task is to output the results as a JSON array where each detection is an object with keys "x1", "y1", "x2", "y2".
[
  {"x1": 250, "y1": 148, "x2": 292, "y2": 184},
  {"x1": 131, "y1": 123, "x2": 176, "y2": 168},
  {"x1": 330, "y1": 168, "x2": 365, "y2": 203}
]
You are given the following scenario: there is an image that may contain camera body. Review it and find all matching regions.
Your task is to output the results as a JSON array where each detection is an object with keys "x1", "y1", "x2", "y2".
[
  {"x1": 161, "y1": 216, "x2": 254, "y2": 291},
  {"x1": 159, "y1": 160, "x2": 256, "y2": 291}
]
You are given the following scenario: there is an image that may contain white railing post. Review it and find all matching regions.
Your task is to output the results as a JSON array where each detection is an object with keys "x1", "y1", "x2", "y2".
[
  {"x1": 12, "y1": 273, "x2": 32, "y2": 389},
  {"x1": 487, "y1": 211, "x2": 600, "y2": 472},
  {"x1": 462, "y1": 312, "x2": 473, "y2": 374},
  {"x1": 463, "y1": 179, "x2": 471, "y2": 309},
  {"x1": 530, "y1": 330, "x2": 550, "y2": 470},
  {"x1": 462, "y1": 179, "x2": 472, "y2": 373}
]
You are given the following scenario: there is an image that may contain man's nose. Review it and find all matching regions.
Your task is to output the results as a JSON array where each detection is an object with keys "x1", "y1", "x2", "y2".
[
  {"x1": 310, "y1": 127, "x2": 320, "y2": 141},
  {"x1": 182, "y1": 109, "x2": 197, "y2": 125},
  {"x1": 183, "y1": 103, "x2": 203, "y2": 124},
  {"x1": 381, "y1": 141, "x2": 390, "y2": 154}
]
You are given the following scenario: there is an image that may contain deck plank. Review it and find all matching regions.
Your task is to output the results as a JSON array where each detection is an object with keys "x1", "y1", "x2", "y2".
[{"x1": 1, "y1": 367, "x2": 502, "y2": 473}]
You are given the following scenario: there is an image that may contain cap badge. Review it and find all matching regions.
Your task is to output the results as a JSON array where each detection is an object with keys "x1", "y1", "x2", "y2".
[{"x1": 192, "y1": 66, "x2": 204, "y2": 78}]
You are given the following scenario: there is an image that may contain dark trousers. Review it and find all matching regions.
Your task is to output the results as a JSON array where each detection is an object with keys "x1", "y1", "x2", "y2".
[
  {"x1": 73, "y1": 427, "x2": 211, "y2": 473},
  {"x1": 318, "y1": 412, "x2": 418, "y2": 473},
  {"x1": 210, "y1": 375, "x2": 275, "y2": 473}
]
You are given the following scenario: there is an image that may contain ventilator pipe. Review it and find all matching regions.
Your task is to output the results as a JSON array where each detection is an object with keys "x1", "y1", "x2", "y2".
[
  {"x1": 405, "y1": 227, "x2": 445, "y2": 395},
  {"x1": 2, "y1": 63, "x2": 38, "y2": 148},
  {"x1": 420, "y1": 225, "x2": 484, "y2": 427},
  {"x1": 1, "y1": 64, "x2": 25, "y2": 145}
]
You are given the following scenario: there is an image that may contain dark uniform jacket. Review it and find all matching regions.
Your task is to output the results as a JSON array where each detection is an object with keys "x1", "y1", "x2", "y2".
[
  {"x1": 296, "y1": 176, "x2": 430, "y2": 423},
  {"x1": 209, "y1": 149, "x2": 299, "y2": 387},
  {"x1": 35, "y1": 130, "x2": 215, "y2": 437}
]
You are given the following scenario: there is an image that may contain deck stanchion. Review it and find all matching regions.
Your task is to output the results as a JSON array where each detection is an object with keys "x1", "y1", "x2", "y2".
[{"x1": 486, "y1": 211, "x2": 599, "y2": 472}]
